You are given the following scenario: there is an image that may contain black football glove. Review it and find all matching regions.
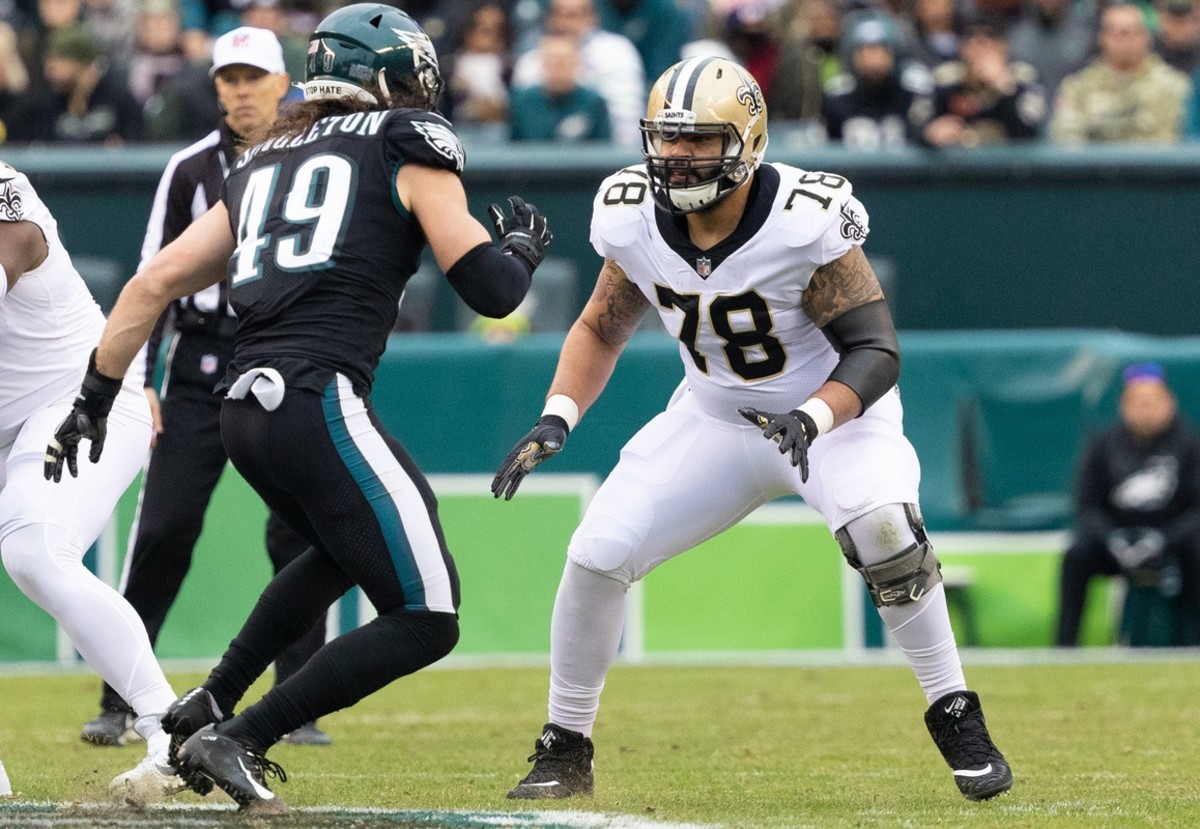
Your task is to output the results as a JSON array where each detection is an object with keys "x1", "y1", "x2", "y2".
[
  {"x1": 491, "y1": 414, "x2": 570, "y2": 501},
  {"x1": 44, "y1": 348, "x2": 123, "y2": 483},
  {"x1": 738, "y1": 406, "x2": 819, "y2": 483},
  {"x1": 487, "y1": 195, "x2": 552, "y2": 273}
]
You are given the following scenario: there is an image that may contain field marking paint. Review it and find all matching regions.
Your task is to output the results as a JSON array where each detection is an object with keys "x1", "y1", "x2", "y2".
[
  {"x1": 1, "y1": 642, "x2": 1199, "y2": 679},
  {"x1": 0, "y1": 802, "x2": 715, "y2": 829}
]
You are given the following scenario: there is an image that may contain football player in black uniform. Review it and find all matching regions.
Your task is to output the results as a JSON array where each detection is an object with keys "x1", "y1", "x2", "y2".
[
  {"x1": 80, "y1": 25, "x2": 333, "y2": 751},
  {"x1": 45, "y1": 2, "x2": 551, "y2": 811}
]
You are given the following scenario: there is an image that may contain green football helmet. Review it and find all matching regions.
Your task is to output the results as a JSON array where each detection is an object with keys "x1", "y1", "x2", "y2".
[{"x1": 304, "y1": 3, "x2": 443, "y2": 107}]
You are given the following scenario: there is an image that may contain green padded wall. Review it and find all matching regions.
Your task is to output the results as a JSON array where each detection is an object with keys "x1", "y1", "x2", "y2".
[{"x1": 10, "y1": 143, "x2": 1200, "y2": 333}]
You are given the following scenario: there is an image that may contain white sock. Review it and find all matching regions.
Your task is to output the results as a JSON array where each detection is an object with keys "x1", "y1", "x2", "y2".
[
  {"x1": 877, "y1": 583, "x2": 967, "y2": 704},
  {"x1": 547, "y1": 561, "x2": 628, "y2": 737},
  {"x1": 144, "y1": 726, "x2": 171, "y2": 762}
]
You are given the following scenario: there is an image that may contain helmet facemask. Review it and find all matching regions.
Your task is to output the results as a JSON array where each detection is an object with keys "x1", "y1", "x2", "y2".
[{"x1": 641, "y1": 115, "x2": 751, "y2": 214}]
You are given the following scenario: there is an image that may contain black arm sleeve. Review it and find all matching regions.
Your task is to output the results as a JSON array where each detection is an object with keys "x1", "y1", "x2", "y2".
[
  {"x1": 820, "y1": 299, "x2": 901, "y2": 413},
  {"x1": 444, "y1": 241, "x2": 533, "y2": 319}
]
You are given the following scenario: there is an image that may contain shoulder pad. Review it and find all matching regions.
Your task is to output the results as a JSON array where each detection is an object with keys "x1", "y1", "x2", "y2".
[
  {"x1": 775, "y1": 165, "x2": 866, "y2": 250},
  {"x1": 386, "y1": 109, "x2": 466, "y2": 173},
  {"x1": 590, "y1": 165, "x2": 652, "y2": 257},
  {"x1": 932, "y1": 61, "x2": 965, "y2": 87}
]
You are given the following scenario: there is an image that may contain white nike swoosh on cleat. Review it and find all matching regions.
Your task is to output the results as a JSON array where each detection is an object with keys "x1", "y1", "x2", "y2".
[
  {"x1": 954, "y1": 764, "x2": 994, "y2": 778},
  {"x1": 521, "y1": 781, "x2": 562, "y2": 787},
  {"x1": 236, "y1": 757, "x2": 276, "y2": 800}
]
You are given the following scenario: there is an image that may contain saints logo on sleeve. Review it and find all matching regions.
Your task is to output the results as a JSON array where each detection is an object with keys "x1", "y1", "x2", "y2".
[
  {"x1": 839, "y1": 202, "x2": 867, "y2": 241},
  {"x1": 0, "y1": 170, "x2": 25, "y2": 222}
]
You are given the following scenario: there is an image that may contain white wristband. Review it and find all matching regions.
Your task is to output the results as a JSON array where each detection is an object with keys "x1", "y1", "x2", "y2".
[
  {"x1": 0, "y1": 263, "x2": 7, "y2": 302},
  {"x1": 542, "y1": 394, "x2": 580, "y2": 431},
  {"x1": 797, "y1": 398, "x2": 834, "y2": 437}
]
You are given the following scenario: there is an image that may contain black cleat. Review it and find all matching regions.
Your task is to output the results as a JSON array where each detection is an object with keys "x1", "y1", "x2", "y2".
[
  {"x1": 175, "y1": 724, "x2": 288, "y2": 810},
  {"x1": 80, "y1": 708, "x2": 139, "y2": 746},
  {"x1": 507, "y1": 723, "x2": 594, "y2": 799},
  {"x1": 162, "y1": 687, "x2": 224, "y2": 795},
  {"x1": 925, "y1": 690, "x2": 1013, "y2": 801}
]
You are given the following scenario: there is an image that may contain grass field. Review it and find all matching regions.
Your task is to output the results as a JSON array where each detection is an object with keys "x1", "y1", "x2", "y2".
[{"x1": 1, "y1": 654, "x2": 1199, "y2": 828}]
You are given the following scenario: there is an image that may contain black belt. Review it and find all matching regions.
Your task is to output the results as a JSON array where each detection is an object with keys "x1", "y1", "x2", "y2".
[{"x1": 177, "y1": 306, "x2": 238, "y2": 339}]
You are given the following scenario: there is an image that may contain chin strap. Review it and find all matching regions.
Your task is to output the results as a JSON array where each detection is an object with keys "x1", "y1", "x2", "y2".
[{"x1": 667, "y1": 162, "x2": 751, "y2": 213}]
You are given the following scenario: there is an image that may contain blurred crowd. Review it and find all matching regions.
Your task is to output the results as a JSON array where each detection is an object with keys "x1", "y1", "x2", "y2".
[{"x1": 3, "y1": 0, "x2": 1200, "y2": 147}]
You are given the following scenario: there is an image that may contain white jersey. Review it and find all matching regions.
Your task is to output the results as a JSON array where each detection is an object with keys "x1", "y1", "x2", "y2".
[
  {"x1": 590, "y1": 162, "x2": 872, "y2": 424},
  {"x1": 0, "y1": 163, "x2": 144, "y2": 444}
]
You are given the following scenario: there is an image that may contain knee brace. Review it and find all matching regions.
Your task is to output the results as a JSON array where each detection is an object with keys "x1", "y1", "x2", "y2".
[{"x1": 835, "y1": 504, "x2": 943, "y2": 607}]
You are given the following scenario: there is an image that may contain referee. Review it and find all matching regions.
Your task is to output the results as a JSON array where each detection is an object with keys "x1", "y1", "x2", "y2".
[{"x1": 80, "y1": 27, "x2": 331, "y2": 748}]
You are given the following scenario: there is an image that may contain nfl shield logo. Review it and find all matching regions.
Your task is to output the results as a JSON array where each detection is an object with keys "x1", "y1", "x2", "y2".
[
  {"x1": 200, "y1": 354, "x2": 219, "y2": 375},
  {"x1": 696, "y1": 257, "x2": 712, "y2": 278}
]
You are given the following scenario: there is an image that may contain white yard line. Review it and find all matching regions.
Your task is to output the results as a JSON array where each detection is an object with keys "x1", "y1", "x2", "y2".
[{"x1": 0, "y1": 802, "x2": 716, "y2": 829}]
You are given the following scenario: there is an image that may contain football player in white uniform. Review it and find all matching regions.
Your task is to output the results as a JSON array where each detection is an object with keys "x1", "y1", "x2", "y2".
[
  {"x1": 492, "y1": 56, "x2": 1013, "y2": 802},
  {"x1": 0, "y1": 162, "x2": 183, "y2": 806}
]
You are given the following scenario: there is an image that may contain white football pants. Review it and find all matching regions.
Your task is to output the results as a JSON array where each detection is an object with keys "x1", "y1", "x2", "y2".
[
  {"x1": 0, "y1": 383, "x2": 177, "y2": 720},
  {"x1": 547, "y1": 387, "x2": 963, "y2": 735}
]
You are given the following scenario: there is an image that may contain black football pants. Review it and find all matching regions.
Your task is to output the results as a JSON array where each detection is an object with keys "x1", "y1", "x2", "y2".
[
  {"x1": 99, "y1": 332, "x2": 324, "y2": 715},
  {"x1": 198, "y1": 376, "x2": 459, "y2": 749}
]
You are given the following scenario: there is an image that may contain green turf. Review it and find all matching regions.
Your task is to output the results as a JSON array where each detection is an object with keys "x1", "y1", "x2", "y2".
[{"x1": 1, "y1": 659, "x2": 1199, "y2": 827}]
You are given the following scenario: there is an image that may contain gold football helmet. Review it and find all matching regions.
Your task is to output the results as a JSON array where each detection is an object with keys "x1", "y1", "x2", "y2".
[{"x1": 640, "y1": 56, "x2": 768, "y2": 214}]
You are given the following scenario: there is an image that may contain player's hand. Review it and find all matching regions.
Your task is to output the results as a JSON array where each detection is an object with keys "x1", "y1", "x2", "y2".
[
  {"x1": 44, "y1": 348, "x2": 123, "y2": 482},
  {"x1": 738, "y1": 406, "x2": 818, "y2": 483},
  {"x1": 487, "y1": 195, "x2": 552, "y2": 272},
  {"x1": 491, "y1": 415, "x2": 570, "y2": 500}
]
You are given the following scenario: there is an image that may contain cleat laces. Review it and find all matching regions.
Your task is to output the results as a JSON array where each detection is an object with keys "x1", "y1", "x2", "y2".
[
  {"x1": 929, "y1": 715, "x2": 998, "y2": 768},
  {"x1": 246, "y1": 749, "x2": 288, "y2": 787}
]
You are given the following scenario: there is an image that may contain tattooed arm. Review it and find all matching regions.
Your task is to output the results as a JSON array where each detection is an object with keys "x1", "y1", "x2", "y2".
[
  {"x1": 802, "y1": 245, "x2": 883, "y2": 327},
  {"x1": 545, "y1": 258, "x2": 650, "y2": 418},
  {"x1": 801, "y1": 245, "x2": 900, "y2": 426}
]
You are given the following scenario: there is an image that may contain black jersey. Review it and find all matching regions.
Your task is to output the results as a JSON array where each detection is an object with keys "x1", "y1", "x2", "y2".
[{"x1": 219, "y1": 107, "x2": 466, "y2": 396}]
